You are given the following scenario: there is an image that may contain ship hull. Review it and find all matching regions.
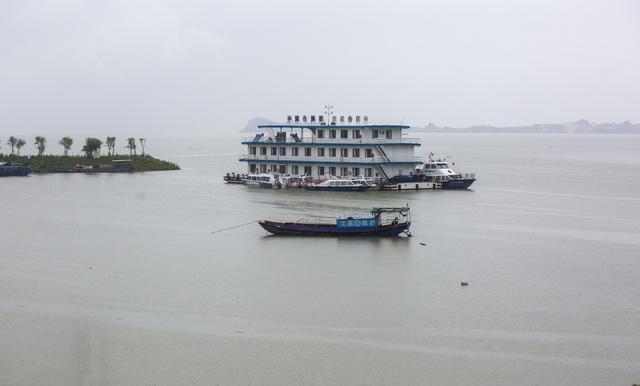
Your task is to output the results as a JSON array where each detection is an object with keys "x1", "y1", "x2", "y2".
[
  {"x1": 258, "y1": 220, "x2": 409, "y2": 237},
  {"x1": 305, "y1": 185, "x2": 369, "y2": 192},
  {"x1": 0, "y1": 167, "x2": 31, "y2": 176},
  {"x1": 441, "y1": 178, "x2": 475, "y2": 189}
]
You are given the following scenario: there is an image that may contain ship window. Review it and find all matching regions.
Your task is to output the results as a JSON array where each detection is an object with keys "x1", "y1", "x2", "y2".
[
  {"x1": 249, "y1": 147, "x2": 256, "y2": 155},
  {"x1": 292, "y1": 165, "x2": 299, "y2": 174},
  {"x1": 304, "y1": 166, "x2": 312, "y2": 175},
  {"x1": 365, "y1": 168, "x2": 372, "y2": 177},
  {"x1": 386, "y1": 130, "x2": 393, "y2": 139},
  {"x1": 437, "y1": 163, "x2": 447, "y2": 168},
  {"x1": 317, "y1": 129, "x2": 324, "y2": 139},
  {"x1": 317, "y1": 148, "x2": 325, "y2": 157},
  {"x1": 340, "y1": 130, "x2": 348, "y2": 139},
  {"x1": 271, "y1": 147, "x2": 277, "y2": 156},
  {"x1": 329, "y1": 167, "x2": 336, "y2": 176},
  {"x1": 352, "y1": 148, "x2": 360, "y2": 158},
  {"x1": 304, "y1": 147, "x2": 312, "y2": 156},
  {"x1": 365, "y1": 148, "x2": 374, "y2": 158},
  {"x1": 372, "y1": 129, "x2": 378, "y2": 139},
  {"x1": 329, "y1": 148, "x2": 337, "y2": 157},
  {"x1": 279, "y1": 147, "x2": 286, "y2": 156},
  {"x1": 250, "y1": 164, "x2": 256, "y2": 172},
  {"x1": 260, "y1": 147, "x2": 267, "y2": 155},
  {"x1": 353, "y1": 167, "x2": 360, "y2": 176},
  {"x1": 292, "y1": 147, "x2": 299, "y2": 156},
  {"x1": 329, "y1": 130, "x2": 336, "y2": 139},
  {"x1": 353, "y1": 130, "x2": 361, "y2": 139},
  {"x1": 340, "y1": 148, "x2": 348, "y2": 157},
  {"x1": 318, "y1": 166, "x2": 325, "y2": 175}
]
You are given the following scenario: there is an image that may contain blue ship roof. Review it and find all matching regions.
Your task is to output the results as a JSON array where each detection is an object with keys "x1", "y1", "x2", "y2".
[{"x1": 257, "y1": 124, "x2": 410, "y2": 130}]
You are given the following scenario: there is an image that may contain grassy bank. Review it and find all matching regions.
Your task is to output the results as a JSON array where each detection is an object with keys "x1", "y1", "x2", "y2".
[{"x1": 0, "y1": 154, "x2": 180, "y2": 173}]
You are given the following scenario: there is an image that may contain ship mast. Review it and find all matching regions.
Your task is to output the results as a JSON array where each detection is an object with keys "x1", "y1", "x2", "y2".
[{"x1": 324, "y1": 104, "x2": 333, "y2": 126}]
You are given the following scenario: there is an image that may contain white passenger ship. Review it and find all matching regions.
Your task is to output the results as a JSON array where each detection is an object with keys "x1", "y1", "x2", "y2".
[{"x1": 237, "y1": 110, "x2": 475, "y2": 190}]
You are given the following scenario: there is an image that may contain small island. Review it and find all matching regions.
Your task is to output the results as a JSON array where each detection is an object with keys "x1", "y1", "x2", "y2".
[{"x1": 1, "y1": 136, "x2": 179, "y2": 174}]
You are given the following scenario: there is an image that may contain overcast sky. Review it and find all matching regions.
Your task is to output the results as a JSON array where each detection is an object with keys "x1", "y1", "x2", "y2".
[{"x1": 1, "y1": 0, "x2": 638, "y2": 136}]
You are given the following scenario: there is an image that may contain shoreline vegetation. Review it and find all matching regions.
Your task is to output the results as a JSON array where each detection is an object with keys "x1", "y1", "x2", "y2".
[
  {"x1": 1, "y1": 136, "x2": 179, "y2": 173},
  {"x1": 0, "y1": 154, "x2": 180, "y2": 173}
]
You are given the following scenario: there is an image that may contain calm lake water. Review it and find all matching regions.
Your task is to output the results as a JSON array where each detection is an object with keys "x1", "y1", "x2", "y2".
[{"x1": 1, "y1": 133, "x2": 639, "y2": 385}]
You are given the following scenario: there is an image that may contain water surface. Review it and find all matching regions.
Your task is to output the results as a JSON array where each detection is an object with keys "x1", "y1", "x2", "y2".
[{"x1": 1, "y1": 134, "x2": 639, "y2": 385}]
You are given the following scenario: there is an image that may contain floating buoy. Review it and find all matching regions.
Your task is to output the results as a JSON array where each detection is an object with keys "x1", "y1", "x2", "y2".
[{"x1": 460, "y1": 281, "x2": 468, "y2": 287}]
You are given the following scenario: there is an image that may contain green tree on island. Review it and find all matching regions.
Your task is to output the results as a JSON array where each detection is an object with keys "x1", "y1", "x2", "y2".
[
  {"x1": 105, "y1": 137, "x2": 116, "y2": 156},
  {"x1": 59, "y1": 137, "x2": 73, "y2": 156},
  {"x1": 16, "y1": 138, "x2": 26, "y2": 155},
  {"x1": 139, "y1": 138, "x2": 146, "y2": 155},
  {"x1": 7, "y1": 136, "x2": 18, "y2": 155},
  {"x1": 82, "y1": 137, "x2": 103, "y2": 158},
  {"x1": 126, "y1": 137, "x2": 137, "y2": 156},
  {"x1": 34, "y1": 136, "x2": 46, "y2": 156}
]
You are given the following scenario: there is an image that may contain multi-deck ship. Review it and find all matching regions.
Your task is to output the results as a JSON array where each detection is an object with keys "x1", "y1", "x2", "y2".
[{"x1": 234, "y1": 111, "x2": 475, "y2": 190}]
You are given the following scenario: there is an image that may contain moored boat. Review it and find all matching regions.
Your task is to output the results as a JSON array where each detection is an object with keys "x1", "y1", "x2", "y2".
[
  {"x1": 305, "y1": 178, "x2": 370, "y2": 192},
  {"x1": 52, "y1": 159, "x2": 134, "y2": 173},
  {"x1": 259, "y1": 207, "x2": 411, "y2": 237},
  {"x1": 380, "y1": 156, "x2": 475, "y2": 190},
  {"x1": 242, "y1": 172, "x2": 282, "y2": 188},
  {"x1": 0, "y1": 162, "x2": 31, "y2": 176}
]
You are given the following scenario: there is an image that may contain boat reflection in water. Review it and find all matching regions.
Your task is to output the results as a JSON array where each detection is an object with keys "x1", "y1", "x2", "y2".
[{"x1": 259, "y1": 206, "x2": 411, "y2": 237}]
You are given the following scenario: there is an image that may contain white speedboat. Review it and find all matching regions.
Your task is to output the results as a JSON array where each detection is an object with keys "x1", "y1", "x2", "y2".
[
  {"x1": 243, "y1": 173, "x2": 282, "y2": 189},
  {"x1": 381, "y1": 156, "x2": 475, "y2": 190},
  {"x1": 305, "y1": 178, "x2": 370, "y2": 192}
]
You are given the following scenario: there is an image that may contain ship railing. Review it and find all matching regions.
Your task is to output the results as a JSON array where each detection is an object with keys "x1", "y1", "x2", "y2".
[
  {"x1": 241, "y1": 136, "x2": 420, "y2": 145},
  {"x1": 239, "y1": 154, "x2": 425, "y2": 163}
]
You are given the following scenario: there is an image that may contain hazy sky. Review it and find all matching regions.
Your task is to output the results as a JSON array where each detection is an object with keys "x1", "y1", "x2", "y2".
[{"x1": 1, "y1": 0, "x2": 639, "y2": 136}]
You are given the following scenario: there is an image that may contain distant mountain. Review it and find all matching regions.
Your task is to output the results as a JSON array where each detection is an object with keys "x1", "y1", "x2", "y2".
[
  {"x1": 410, "y1": 120, "x2": 640, "y2": 134},
  {"x1": 241, "y1": 117, "x2": 276, "y2": 132}
]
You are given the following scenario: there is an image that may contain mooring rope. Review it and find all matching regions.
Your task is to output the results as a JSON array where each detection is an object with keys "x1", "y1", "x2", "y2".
[{"x1": 210, "y1": 220, "x2": 259, "y2": 234}]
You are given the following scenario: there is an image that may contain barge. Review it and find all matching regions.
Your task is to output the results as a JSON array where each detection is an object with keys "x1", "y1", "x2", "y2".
[{"x1": 259, "y1": 207, "x2": 411, "y2": 237}]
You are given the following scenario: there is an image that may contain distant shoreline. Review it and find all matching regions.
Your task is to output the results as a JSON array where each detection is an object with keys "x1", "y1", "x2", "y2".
[
  {"x1": 407, "y1": 129, "x2": 640, "y2": 134},
  {"x1": 241, "y1": 118, "x2": 640, "y2": 134},
  {"x1": 409, "y1": 120, "x2": 640, "y2": 134}
]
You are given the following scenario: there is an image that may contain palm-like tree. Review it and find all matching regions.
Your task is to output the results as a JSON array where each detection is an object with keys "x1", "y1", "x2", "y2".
[
  {"x1": 16, "y1": 138, "x2": 26, "y2": 156},
  {"x1": 82, "y1": 137, "x2": 103, "y2": 158},
  {"x1": 139, "y1": 138, "x2": 146, "y2": 155},
  {"x1": 59, "y1": 137, "x2": 73, "y2": 156},
  {"x1": 7, "y1": 136, "x2": 17, "y2": 155},
  {"x1": 34, "y1": 136, "x2": 46, "y2": 156},
  {"x1": 126, "y1": 137, "x2": 137, "y2": 156},
  {"x1": 106, "y1": 137, "x2": 116, "y2": 156}
]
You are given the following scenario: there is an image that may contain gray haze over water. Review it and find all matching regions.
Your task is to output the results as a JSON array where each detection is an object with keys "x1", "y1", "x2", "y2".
[
  {"x1": 1, "y1": 0, "x2": 640, "y2": 136},
  {"x1": 1, "y1": 133, "x2": 639, "y2": 385}
]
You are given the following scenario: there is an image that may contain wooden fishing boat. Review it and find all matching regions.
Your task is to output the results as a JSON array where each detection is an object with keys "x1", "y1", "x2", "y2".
[{"x1": 258, "y1": 207, "x2": 411, "y2": 237}]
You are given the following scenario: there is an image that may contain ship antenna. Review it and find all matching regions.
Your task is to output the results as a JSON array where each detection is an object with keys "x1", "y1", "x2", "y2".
[{"x1": 324, "y1": 104, "x2": 333, "y2": 124}]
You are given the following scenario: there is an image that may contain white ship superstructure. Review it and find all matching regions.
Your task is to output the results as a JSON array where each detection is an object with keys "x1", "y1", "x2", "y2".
[{"x1": 239, "y1": 111, "x2": 421, "y2": 182}]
